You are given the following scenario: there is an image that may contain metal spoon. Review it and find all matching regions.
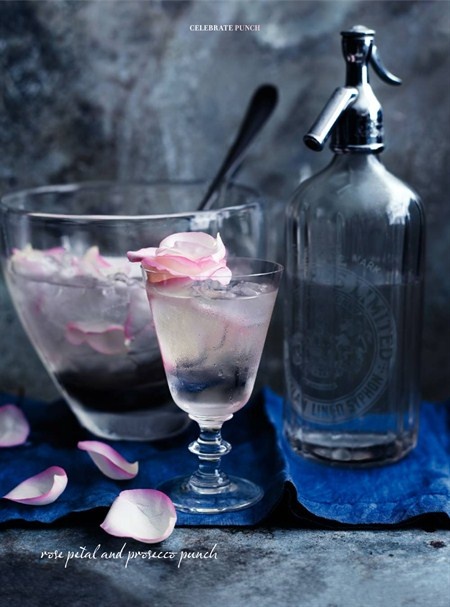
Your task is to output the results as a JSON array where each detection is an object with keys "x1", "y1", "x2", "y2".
[{"x1": 198, "y1": 84, "x2": 279, "y2": 211}]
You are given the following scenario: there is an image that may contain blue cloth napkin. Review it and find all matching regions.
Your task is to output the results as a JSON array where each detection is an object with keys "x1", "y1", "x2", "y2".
[
  {"x1": 0, "y1": 389, "x2": 449, "y2": 527},
  {"x1": 0, "y1": 392, "x2": 283, "y2": 526},
  {"x1": 264, "y1": 390, "x2": 450, "y2": 526}
]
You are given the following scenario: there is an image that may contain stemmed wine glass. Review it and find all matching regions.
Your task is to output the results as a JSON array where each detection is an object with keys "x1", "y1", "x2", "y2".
[{"x1": 143, "y1": 258, "x2": 282, "y2": 514}]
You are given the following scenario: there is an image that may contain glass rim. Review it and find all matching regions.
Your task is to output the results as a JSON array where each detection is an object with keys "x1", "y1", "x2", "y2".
[
  {"x1": 0, "y1": 180, "x2": 260, "y2": 221},
  {"x1": 142, "y1": 257, "x2": 284, "y2": 281}
]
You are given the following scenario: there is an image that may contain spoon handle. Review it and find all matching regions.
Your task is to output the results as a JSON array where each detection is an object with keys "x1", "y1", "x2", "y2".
[{"x1": 198, "y1": 84, "x2": 278, "y2": 211}]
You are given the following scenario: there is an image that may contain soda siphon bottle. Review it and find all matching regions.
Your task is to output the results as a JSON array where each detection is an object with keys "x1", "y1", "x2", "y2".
[{"x1": 284, "y1": 26, "x2": 425, "y2": 465}]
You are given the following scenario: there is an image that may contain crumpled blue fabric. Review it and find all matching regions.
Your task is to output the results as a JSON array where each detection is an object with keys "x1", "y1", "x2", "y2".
[
  {"x1": 0, "y1": 389, "x2": 448, "y2": 527},
  {"x1": 264, "y1": 389, "x2": 450, "y2": 526}
]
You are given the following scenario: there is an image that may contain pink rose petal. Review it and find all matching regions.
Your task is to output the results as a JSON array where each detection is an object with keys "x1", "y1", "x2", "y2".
[
  {"x1": 65, "y1": 321, "x2": 129, "y2": 355},
  {"x1": 83, "y1": 246, "x2": 112, "y2": 268},
  {"x1": 65, "y1": 323, "x2": 86, "y2": 346},
  {"x1": 127, "y1": 232, "x2": 230, "y2": 285},
  {"x1": 10, "y1": 244, "x2": 133, "y2": 284},
  {"x1": 77, "y1": 246, "x2": 111, "y2": 278},
  {"x1": 158, "y1": 232, "x2": 226, "y2": 262},
  {"x1": 100, "y1": 489, "x2": 177, "y2": 543},
  {"x1": 77, "y1": 246, "x2": 131, "y2": 279},
  {"x1": 208, "y1": 265, "x2": 233, "y2": 282},
  {"x1": 0, "y1": 404, "x2": 30, "y2": 447},
  {"x1": 78, "y1": 441, "x2": 139, "y2": 480},
  {"x1": 3, "y1": 466, "x2": 68, "y2": 505},
  {"x1": 127, "y1": 246, "x2": 158, "y2": 263},
  {"x1": 10, "y1": 245, "x2": 68, "y2": 279}
]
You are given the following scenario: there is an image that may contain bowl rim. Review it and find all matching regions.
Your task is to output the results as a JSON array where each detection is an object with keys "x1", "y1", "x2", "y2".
[{"x1": 0, "y1": 180, "x2": 261, "y2": 221}]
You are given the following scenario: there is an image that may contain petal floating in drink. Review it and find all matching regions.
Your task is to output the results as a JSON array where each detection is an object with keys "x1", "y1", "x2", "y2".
[
  {"x1": 10, "y1": 244, "x2": 68, "y2": 279},
  {"x1": 127, "y1": 232, "x2": 231, "y2": 285},
  {"x1": 78, "y1": 246, "x2": 130, "y2": 279},
  {"x1": 10, "y1": 244, "x2": 132, "y2": 282},
  {"x1": 3, "y1": 466, "x2": 68, "y2": 505},
  {"x1": 0, "y1": 404, "x2": 30, "y2": 447},
  {"x1": 78, "y1": 441, "x2": 139, "y2": 480},
  {"x1": 65, "y1": 321, "x2": 129, "y2": 355},
  {"x1": 100, "y1": 489, "x2": 177, "y2": 543}
]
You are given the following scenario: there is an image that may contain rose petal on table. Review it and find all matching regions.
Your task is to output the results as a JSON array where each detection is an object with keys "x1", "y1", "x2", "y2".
[
  {"x1": 65, "y1": 321, "x2": 129, "y2": 355},
  {"x1": 77, "y1": 441, "x2": 139, "y2": 480},
  {"x1": 100, "y1": 489, "x2": 177, "y2": 543},
  {"x1": 3, "y1": 466, "x2": 68, "y2": 505},
  {"x1": 0, "y1": 404, "x2": 30, "y2": 447}
]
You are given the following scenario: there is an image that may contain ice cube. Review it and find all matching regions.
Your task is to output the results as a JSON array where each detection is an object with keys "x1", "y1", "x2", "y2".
[
  {"x1": 229, "y1": 281, "x2": 271, "y2": 298},
  {"x1": 191, "y1": 280, "x2": 236, "y2": 300}
]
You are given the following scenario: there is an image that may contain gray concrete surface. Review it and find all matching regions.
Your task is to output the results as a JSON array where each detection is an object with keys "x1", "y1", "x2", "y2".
[{"x1": 0, "y1": 526, "x2": 449, "y2": 606}]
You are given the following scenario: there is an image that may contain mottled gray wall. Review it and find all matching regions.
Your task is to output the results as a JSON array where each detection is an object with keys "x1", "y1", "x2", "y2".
[{"x1": 0, "y1": 0, "x2": 449, "y2": 400}]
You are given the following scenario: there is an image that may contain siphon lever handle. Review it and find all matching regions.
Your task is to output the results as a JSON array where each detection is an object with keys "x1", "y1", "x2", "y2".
[{"x1": 303, "y1": 86, "x2": 358, "y2": 151}]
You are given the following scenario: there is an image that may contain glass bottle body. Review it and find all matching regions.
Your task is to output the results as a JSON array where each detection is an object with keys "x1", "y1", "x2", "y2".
[{"x1": 284, "y1": 154, "x2": 425, "y2": 465}]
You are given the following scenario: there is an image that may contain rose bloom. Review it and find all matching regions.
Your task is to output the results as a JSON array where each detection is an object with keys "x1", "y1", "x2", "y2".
[{"x1": 127, "y1": 232, "x2": 231, "y2": 284}]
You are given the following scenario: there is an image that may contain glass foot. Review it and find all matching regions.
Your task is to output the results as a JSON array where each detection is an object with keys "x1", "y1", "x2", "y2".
[{"x1": 158, "y1": 475, "x2": 263, "y2": 514}]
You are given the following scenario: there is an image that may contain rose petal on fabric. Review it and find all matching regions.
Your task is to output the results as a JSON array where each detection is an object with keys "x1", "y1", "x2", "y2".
[
  {"x1": 0, "y1": 404, "x2": 30, "y2": 447},
  {"x1": 3, "y1": 466, "x2": 68, "y2": 505},
  {"x1": 78, "y1": 441, "x2": 139, "y2": 480},
  {"x1": 100, "y1": 489, "x2": 177, "y2": 543},
  {"x1": 65, "y1": 321, "x2": 129, "y2": 355}
]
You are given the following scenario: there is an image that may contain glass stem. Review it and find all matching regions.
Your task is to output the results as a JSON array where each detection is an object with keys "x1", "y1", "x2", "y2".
[{"x1": 188, "y1": 424, "x2": 232, "y2": 493}]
